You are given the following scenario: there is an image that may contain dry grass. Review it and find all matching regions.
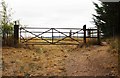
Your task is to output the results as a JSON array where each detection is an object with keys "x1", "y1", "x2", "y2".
[
  {"x1": 104, "y1": 37, "x2": 118, "y2": 55},
  {"x1": 2, "y1": 43, "x2": 118, "y2": 76},
  {"x1": 1, "y1": 37, "x2": 119, "y2": 76},
  {"x1": 2, "y1": 45, "x2": 77, "y2": 76}
]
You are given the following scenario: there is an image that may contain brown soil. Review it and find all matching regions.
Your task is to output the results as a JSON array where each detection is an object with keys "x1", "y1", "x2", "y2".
[{"x1": 1, "y1": 45, "x2": 118, "y2": 76}]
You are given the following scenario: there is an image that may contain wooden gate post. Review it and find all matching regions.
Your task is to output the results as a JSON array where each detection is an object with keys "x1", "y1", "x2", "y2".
[
  {"x1": 83, "y1": 25, "x2": 86, "y2": 44},
  {"x1": 14, "y1": 21, "x2": 19, "y2": 47},
  {"x1": 97, "y1": 25, "x2": 100, "y2": 44}
]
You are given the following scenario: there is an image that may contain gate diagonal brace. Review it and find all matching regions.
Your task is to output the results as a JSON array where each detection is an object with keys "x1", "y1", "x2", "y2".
[
  {"x1": 41, "y1": 37, "x2": 51, "y2": 44},
  {"x1": 72, "y1": 29, "x2": 82, "y2": 35},
  {"x1": 22, "y1": 28, "x2": 52, "y2": 43},
  {"x1": 53, "y1": 28, "x2": 80, "y2": 44}
]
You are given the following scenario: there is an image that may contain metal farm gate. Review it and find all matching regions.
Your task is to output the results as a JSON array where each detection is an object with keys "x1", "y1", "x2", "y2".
[
  {"x1": 13, "y1": 22, "x2": 102, "y2": 46},
  {"x1": 19, "y1": 27, "x2": 84, "y2": 45}
]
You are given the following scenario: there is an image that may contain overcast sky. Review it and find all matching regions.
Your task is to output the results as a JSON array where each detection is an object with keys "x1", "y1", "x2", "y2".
[
  {"x1": 100, "y1": 0, "x2": 120, "y2": 2},
  {"x1": 1, "y1": 0, "x2": 101, "y2": 28}
]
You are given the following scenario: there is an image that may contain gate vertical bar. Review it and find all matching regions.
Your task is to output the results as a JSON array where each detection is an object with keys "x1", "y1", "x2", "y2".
[
  {"x1": 14, "y1": 21, "x2": 19, "y2": 47},
  {"x1": 20, "y1": 27, "x2": 21, "y2": 43},
  {"x1": 69, "y1": 30, "x2": 72, "y2": 37},
  {"x1": 52, "y1": 28, "x2": 54, "y2": 44},
  {"x1": 83, "y1": 25, "x2": 86, "y2": 44},
  {"x1": 77, "y1": 33, "x2": 78, "y2": 38}
]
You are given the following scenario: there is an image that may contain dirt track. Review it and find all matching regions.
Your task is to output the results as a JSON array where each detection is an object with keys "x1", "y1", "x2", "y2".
[
  {"x1": 64, "y1": 45, "x2": 118, "y2": 76},
  {"x1": 2, "y1": 45, "x2": 118, "y2": 76}
]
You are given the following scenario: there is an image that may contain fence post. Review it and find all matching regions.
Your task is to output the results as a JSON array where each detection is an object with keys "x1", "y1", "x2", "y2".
[
  {"x1": 97, "y1": 25, "x2": 100, "y2": 44},
  {"x1": 83, "y1": 25, "x2": 86, "y2": 44},
  {"x1": 14, "y1": 21, "x2": 19, "y2": 47}
]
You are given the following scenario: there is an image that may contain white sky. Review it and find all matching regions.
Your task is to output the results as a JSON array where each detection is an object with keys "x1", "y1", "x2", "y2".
[
  {"x1": 1, "y1": 0, "x2": 101, "y2": 28},
  {"x1": 100, "y1": 0, "x2": 120, "y2": 2}
]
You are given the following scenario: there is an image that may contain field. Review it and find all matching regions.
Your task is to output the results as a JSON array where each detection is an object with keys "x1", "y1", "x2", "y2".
[
  {"x1": 20, "y1": 37, "x2": 98, "y2": 45},
  {"x1": 1, "y1": 43, "x2": 118, "y2": 76}
]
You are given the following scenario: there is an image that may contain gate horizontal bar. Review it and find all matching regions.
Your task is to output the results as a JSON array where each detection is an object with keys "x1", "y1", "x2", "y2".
[
  {"x1": 20, "y1": 31, "x2": 84, "y2": 34},
  {"x1": 20, "y1": 27, "x2": 82, "y2": 30},
  {"x1": 22, "y1": 42, "x2": 80, "y2": 45}
]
